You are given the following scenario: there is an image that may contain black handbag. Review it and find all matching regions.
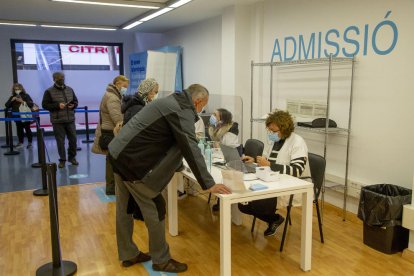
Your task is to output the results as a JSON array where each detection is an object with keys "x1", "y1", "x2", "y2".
[
  {"x1": 99, "y1": 129, "x2": 114, "y2": 150},
  {"x1": 98, "y1": 110, "x2": 114, "y2": 150}
]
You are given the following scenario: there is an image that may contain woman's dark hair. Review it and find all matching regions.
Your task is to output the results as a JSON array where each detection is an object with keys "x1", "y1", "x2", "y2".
[
  {"x1": 11, "y1": 83, "x2": 26, "y2": 94},
  {"x1": 217, "y1": 108, "x2": 232, "y2": 125}
]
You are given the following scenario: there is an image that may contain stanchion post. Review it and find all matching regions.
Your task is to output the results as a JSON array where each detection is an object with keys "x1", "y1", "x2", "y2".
[
  {"x1": 36, "y1": 163, "x2": 77, "y2": 276},
  {"x1": 4, "y1": 111, "x2": 19, "y2": 156},
  {"x1": 81, "y1": 106, "x2": 93, "y2": 144},
  {"x1": 1, "y1": 109, "x2": 10, "y2": 148},
  {"x1": 32, "y1": 117, "x2": 42, "y2": 168},
  {"x1": 33, "y1": 127, "x2": 48, "y2": 196}
]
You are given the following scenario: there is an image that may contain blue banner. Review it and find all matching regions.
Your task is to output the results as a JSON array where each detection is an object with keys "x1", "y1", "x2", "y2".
[{"x1": 129, "y1": 51, "x2": 148, "y2": 94}]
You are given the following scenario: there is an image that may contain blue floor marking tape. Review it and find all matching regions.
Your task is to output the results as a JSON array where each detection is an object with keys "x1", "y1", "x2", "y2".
[
  {"x1": 143, "y1": 261, "x2": 177, "y2": 276},
  {"x1": 94, "y1": 186, "x2": 115, "y2": 202}
]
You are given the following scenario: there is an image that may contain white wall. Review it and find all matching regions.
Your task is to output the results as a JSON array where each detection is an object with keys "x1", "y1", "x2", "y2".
[
  {"x1": 0, "y1": 26, "x2": 135, "y2": 136},
  {"x1": 149, "y1": 0, "x2": 414, "y2": 194},
  {"x1": 162, "y1": 16, "x2": 222, "y2": 93},
  {"x1": 255, "y1": 0, "x2": 414, "y2": 190}
]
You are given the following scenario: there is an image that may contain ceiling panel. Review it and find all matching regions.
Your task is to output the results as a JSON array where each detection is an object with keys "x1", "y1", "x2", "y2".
[{"x1": 0, "y1": 0, "x2": 261, "y2": 31}]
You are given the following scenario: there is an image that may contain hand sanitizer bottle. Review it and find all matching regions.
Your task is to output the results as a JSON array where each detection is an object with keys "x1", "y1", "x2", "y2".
[
  {"x1": 198, "y1": 138, "x2": 205, "y2": 157},
  {"x1": 205, "y1": 142, "x2": 212, "y2": 172}
]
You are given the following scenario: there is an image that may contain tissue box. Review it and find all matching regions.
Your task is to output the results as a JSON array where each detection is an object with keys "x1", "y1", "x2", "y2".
[{"x1": 255, "y1": 167, "x2": 280, "y2": 182}]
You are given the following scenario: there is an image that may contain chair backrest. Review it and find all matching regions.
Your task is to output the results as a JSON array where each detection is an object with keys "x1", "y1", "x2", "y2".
[
  {"x1": 243, "y1": 139, "x2": 264, "y2": 158},
  {"x1": 308, "y1": 153, "x2": 326, "y2": 199}
]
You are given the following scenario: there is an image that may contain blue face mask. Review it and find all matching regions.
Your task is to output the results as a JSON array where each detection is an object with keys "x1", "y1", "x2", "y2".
[
  {"x1": 209, "y1": 115, "x2": 217, "y2": 127},
  {"x1": 120, "y1": 87, "x2": 127, "y2": 96},
  {"x1": 268, "y1": 132, "x2": 281, "y2": 142}
]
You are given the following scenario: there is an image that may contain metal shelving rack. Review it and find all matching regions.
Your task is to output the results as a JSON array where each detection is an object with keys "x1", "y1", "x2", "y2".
[{"x1": 249, "y1": 55, "x2": 355, "y2": 220}]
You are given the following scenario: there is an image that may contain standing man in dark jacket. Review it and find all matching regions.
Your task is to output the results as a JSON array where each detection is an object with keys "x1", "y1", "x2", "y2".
[
  {"x1": 42, "y1": 72, "x2": 79, "y2": 168},
  {"x1": 108, "y1": 84, "x2": 231, "y2": 273}
]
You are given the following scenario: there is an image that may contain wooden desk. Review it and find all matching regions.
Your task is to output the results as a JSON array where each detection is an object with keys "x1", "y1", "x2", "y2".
[{"x1": 167, "y1": 166, "x2": 313, "y2": 275}]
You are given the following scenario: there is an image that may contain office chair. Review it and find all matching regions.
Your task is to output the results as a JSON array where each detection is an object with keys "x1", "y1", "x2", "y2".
[
  {"x1": 279, "y1": 152, "x2": 326, "y2": 251},
  {"x1": 243, "y1": 139, "x2": 264, "y2": 159},
  {"x1": 250, "y1": 153, "x2": 326, "y2": 251}
]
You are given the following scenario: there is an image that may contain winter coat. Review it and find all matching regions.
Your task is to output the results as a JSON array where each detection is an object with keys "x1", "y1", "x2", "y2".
[
  {"x1": 121, "y1": 94, "x2": 146, "y2": 124},
  {"x1": 42, "y1": 84, "x2": 78, "y2": 123},
  {"x1": 91, "y1": 84, "x2": 123, "y2": 155}
]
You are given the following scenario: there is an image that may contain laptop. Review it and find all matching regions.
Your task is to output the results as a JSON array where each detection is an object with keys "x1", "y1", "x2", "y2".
[{"x1": 219, "y1": 144, "x2": 257, "y2": 173}]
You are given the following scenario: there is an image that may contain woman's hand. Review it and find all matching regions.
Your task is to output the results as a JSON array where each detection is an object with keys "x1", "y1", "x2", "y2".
[
  {"x1": 241, "y1": 155, "x2": 254, "y2": 163},
  {"x1": 256, "y1": 156, "x2": 270, "y2": 167}
]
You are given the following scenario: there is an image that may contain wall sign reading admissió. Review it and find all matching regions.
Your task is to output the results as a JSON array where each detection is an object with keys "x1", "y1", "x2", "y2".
[{"x1": 271, "y1": 11, "x2": 398, "y2": 62}]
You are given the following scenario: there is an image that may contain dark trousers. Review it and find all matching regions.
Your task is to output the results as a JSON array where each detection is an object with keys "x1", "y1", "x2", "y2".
[
  {"x1": 52, "y1": 122, "x2": 77, "y2": 161},
  {"x1": 15, "y1": 121, "x2": 33, "y2": 144},
  {"x1": 105, "y1": 156, "x2": 115, "y2": 194},
  {"x1": 238, "y1": 197, "x2": 279, "y2": 223}
]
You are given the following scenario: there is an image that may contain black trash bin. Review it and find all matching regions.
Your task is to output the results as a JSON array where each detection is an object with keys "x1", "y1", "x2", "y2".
[{"x1": 358, "y1": 184, "x2": 412, "y2": 254}]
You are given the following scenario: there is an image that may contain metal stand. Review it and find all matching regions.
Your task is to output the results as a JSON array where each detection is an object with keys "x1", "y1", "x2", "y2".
[
  {"x1": 36, "y1": 163, "x2": 77, "y2": 276},
  {"x1": 4, "y1": 112, "x2": 19, "y2": 156},
  {"x1": 1, "y1": 109, "x2": 10, "y2": 148},
  {"x1": 81, "y1": 106, "x2": 94, "y2": 143},
  {"x1": 32, "y1": 118, "x2": 42, "y2": 168},
  {"x1": 33, "y1": 127, "x2": 48, "y2": 196}
]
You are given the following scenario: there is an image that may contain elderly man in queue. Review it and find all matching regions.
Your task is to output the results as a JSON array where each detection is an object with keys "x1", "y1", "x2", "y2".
[{"x1": 108, "y1": 84, "x2": 231, "y2": 273}]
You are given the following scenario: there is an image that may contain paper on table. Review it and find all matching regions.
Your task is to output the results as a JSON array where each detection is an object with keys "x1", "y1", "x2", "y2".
[{"x1": 221, "y1": 169, "x2": 246, "y2": 192}]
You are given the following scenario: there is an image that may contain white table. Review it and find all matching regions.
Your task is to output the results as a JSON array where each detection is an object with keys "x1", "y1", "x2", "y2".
[{"x1": 167, "y1": 165, "x2": 313, "y2": 275}]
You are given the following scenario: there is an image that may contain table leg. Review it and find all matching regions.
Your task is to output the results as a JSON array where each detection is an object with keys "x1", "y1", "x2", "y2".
[
  {"x1": 301, "y1": 188, "x2": 312, "y2": 271},
  {"x1": 220, "y1": 197, "x2": 231, "y2": 276},
  {"x1": 168, "y1": 173, "x2": 180, "y2": 236}
]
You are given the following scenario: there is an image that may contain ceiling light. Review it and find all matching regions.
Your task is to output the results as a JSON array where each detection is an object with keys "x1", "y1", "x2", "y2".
[
  {"x1": 0, "y1": 22, "x2": 36, "y2": 27},
  {"x1": 140, "y1": 7, "x2": 173, "y2": 22},
  {"x1": 123, "y1": 21, "x2": 143, "y2": 30},
  {"x1": 51, "y1": 0, "x2": 160, "y2": 9},
  {"x1": 169, "y1": 0, "x2": 192, "y2": 8},
  {"x1": 41, "y1": 24, "x2": 117, "y2": 31}
]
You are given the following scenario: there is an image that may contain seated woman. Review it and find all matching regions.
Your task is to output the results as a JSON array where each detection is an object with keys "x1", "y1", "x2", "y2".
[
  {"x1": 208, "y1": 108, "x2": 240, "y2": 149},
  {"x1": 209, "y1": 108, "x2": 243, "y2": 224},
  {"x1": 239, "y1": 110, "x2": 310, "y2": 236}
]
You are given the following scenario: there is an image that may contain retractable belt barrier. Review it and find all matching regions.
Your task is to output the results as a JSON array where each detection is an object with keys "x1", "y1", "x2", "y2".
[
  {"x1": 0, "y1": 115, "x2": 34, "y2": 156},
  {"x1": 36, "y1": 163, "x2": 77, "y2": 276}
]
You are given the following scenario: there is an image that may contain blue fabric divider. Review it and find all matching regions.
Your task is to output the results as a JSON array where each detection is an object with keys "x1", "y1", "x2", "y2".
[{"x1": 0, "y1": 117, "x2": 36, "y2": 121}]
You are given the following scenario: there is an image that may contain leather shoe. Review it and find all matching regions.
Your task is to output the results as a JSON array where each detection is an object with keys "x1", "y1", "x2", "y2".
[
  {"x1": 152, "y1": 259, "x2": 188, "y2": 273},
  {"x1": 69, "y1": 158, "x2": 79, "y2": 166},
  {"x1": 58, "y1": 161, "x2": 65, "y2": 168},
  {"x1": 122, "y1": 252, "x2": 151, "y2": 267}
]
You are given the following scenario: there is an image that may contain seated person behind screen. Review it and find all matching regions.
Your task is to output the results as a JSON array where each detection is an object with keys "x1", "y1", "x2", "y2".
[
  {"x1": 239, "y1": 110, "x2": 310, "y2": 236},
  {"x1": 209, "y1": 108, "x2": 243, "y2": 225},
  {"x1": 208, "y1": 108, "x2": 240, "y2": 149}
]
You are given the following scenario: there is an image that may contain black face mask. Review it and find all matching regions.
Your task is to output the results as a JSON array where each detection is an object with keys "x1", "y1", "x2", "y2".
[{"x1": 55, "y1": 79, "x2": 65, "y2": 87}]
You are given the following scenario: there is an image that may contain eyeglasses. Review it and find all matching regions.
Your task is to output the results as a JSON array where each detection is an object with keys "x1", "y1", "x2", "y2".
[{"x1": 266, "y1": 128, "x2": 280, "y2": 134}]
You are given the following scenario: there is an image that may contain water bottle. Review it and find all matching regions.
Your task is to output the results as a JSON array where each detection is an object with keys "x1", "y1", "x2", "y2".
[
  {"x1": 198, "y1": 139, "x2": 205, "y2": 157},
  {"x1": 205, "y1": 142, "x2": 212, "y2": 172}
]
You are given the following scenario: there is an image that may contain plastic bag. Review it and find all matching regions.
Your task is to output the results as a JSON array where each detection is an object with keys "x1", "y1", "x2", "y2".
[{"x1": 358, "y1": 184, "x2": 412, "y2": 227}]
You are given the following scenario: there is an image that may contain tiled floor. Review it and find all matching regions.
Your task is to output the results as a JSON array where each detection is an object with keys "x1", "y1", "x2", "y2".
[{"x1": 0, "y1": 133, "x2": 105, "y2": 193}]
